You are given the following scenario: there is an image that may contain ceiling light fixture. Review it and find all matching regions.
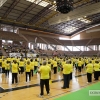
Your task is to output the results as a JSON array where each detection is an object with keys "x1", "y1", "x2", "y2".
[
  {"x1": 56, "y1": 0, "x2": 73, "y2": 14},
  {"x1": 26, "y1": 0, "x2": 49, "y2": 7},
  {"x1": 78, "y1": 17, "x2": 91, "y2": 23},
  {"x1": 64, "y1": 26, "x2": 78, "y2": 34}
]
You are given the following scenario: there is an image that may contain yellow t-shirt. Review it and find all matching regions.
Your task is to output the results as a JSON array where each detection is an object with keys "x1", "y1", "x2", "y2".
[
  {"x1": 16, "y1": 58, "x2": 20, "y2": 63},
  {"x1": 7, "y1": 58, "x2": 11, "y2": 62},
  {"x1": 2, "y1": 60, "x2": 6, "y2": 68},
  {"x1": 5, "y1": 63, "x2": 10, "y2": 70},
  {"x1": 40, "y1": 58, "x2": 43, "y2": 65},
  {"x1": 19, "y1": 61, "x2": 25, "y2": 67},
  {"x1": 39, "y1": 65, "x2": 51, "y2": 79},
  {"x1": 78, "y1": 61, "x2": 82, "y2": 67},
  {"x1": 0, "y1": 58, "x2": 2, "y2": 63},
  {"x1": 46, "y1": 64, "x2": 51, "y2": 68},
  {"x1": 50, "y1": 59, "x2": 54, "y2": 65},
  {"x1": 70, "y1": 64, "x2": 73, "y2": 72},
  {"x1": 34, "y1": 61, "x2": 38, "y2": 66},
  {"x1": 62, "y1": 61, "x2": 66, "y2": 66},
  {"x1": 92, "y1": 60, "x2": 95, "y2": 64},
  {"x1": 94, "y1": 64, "x2": 100, "y2": 71},
  {"x1": 12, "y1": 63, "x2": 19, "y2": 73},
  {"x1": 85, "y1": 59, "x2": 89, "y2": 64},
  {"x1": 86, "y1": 64, "x2": 93, "y2": 73},
  {"x1": 25, "y1": 64, "x2": 31, "y2": 72},
  {"x1": 30, "y1": 62, "x2": 34, "y2": 70},
  {"x1": 53, "y1": 61, "x2": 57, "y2": 67},
  {"x1": 63, "y1": 64, "x2": 71, "y2": 74}
]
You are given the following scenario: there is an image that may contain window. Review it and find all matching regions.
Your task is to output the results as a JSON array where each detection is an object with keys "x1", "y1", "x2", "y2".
[
  {"x1": 71, "y1": 34, "x2": 80, "y2": 40},
  {"x1": 67, "y1": 46, "x2": 72, "y2": 51},
  {"x1": 73, "y1": 46, "x2": 80, "y2": 51},
  {"x1": 59, "y1": 37, "x2": 70, "y2": 40},
  {"x1": 8, "y1": 40, "x2": 13, "y2": 43},
  {"x1": 28, "y1": 43, "x2": 30, "y2": 49}
]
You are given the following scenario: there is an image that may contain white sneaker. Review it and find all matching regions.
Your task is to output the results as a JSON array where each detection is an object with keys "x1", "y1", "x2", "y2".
[
  {"x1": 38, "y1": 94, "x2": 43, "y2": 98},
  {"x1": 47, "y1": 93, "x2": 50, "y2": 96}
]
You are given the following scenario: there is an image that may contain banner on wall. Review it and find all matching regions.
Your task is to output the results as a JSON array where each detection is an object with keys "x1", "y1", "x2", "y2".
[
  {"x1": 9, "y1": 53, "x2": 25, "y2": 57},
  {"x1": 9, "y1": 53, "x2": 37, "y2": 58},
  {"x1": 27, "y1": 53, "x2": 37, "y2": 57}
]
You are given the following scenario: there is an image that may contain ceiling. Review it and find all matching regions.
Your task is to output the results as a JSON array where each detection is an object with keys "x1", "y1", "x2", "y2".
[{"x1": 0, "y1": 0, "x2": 100, "y2": 36}]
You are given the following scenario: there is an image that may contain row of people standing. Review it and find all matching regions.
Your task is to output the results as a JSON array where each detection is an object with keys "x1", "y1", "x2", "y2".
[
  {"x1": 86, "y1": 60, "x2": 100, "y2": 83},
  {"x1": 0, "y1": 56, "x2": 100, "y2": 83},
  {"x1": 11, "y1": 59, "x2": 39, "y2": 84},
  {"x1": 0, "y1": 57, "x2": 40, "y2": 84}
]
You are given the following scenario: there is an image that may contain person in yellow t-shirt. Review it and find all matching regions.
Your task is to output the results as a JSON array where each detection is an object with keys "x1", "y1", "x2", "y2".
[
  {"x1": 99, "y1": 61, "x2": 100, "y2": 77},
  {"x1": 7, "y1": 57, "x2": 11, "y2": 63},
  {"x1": 62, "y1": 61, "x2": 71, "y2": 89},
  {"x1": 93, "y1": 61, "x2": 100, "y2": 80},
  {"x1": 30, "y1": 59, "x2": 34, "y2": 77},
  {"x1": 11, "y1": 60, "x2": 19, "y2": 84},
  {"x1": 5, "y1": 61, "x2": 10, "y2": 77},
  {"x1": 53, "y1": 60, "x2": 57, "y2": 74},
  {"x1": 19, "y1": 58, "x2": 25, "y2": 74},
  {"x1": 25, "y1": 61, "x2": 31, "y2": 82},
  {"x1": 0, "y1": 56, "x2": 2, "y2": 67},
  {"x1": 47, "y1": 62, "x2": 51, "y2": 68},
  {"x1": 40, "y1": 58, "x2": 43, "y2": 66},
  {"x1": 85, "y1": 58, "x2": 89, "y2": 66},
  {"x1": 61, "y1": 59, "x2": 66, "y2": 71},
  {"x1": 2, "y1": 59, "x2": 6, "y2": 73},
  {"x1": 74, "y1": 58, "x2": 78, "y2": 70},
  {"x1": 69, "y1": 61, "x2": 73, "y2": 80},
  {"x1": 38, "y1": 61, "x2": 51, "y2": 97},
  {"x1": 86, "y1": 61, "x2": 93, "y2": 83},
  {"x1": 78, "y1": 58, "x2": 82, "y2": 72},
  {"x1": 34, "y1": 59, "x2": 38, "y2": 71}
]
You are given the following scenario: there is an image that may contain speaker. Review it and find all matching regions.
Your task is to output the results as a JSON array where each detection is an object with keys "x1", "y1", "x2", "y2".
[{"x1": 56, "y1": 0, "x2": 73, "y2": 14}]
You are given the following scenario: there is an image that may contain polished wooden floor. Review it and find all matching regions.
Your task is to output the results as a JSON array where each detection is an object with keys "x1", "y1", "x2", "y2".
[{"x1": 0, "y1": 68, "x2": 99, "y2": 100}]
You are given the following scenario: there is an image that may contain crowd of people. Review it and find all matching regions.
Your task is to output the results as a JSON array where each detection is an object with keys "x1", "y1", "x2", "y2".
[{"x1": 0, "y1": 56, "x2": 100, "y2": 97}]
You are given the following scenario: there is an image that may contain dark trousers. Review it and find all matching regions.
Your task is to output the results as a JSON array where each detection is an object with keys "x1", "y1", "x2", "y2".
[
  {"x1": 0, "y1": 62, "x2": 2, "y2": 66},
  {"x1": 12, "y1": 73, "x2": 18, "y2": 84},
  {"x1": 63, "y1": 74, "x2": 70, "y2": 88},
  {"x1": 94, "y1": 71, "x2": 99, "y2": 80},
  {"x1": 70, "y1": 72, "x2": 72, "y2": 80},
  {"x1": 78, "y1": 67, "x2": 81, "y2": 72},
  {"x1": 30, "y1": 70, "x2": 33, "y2": 77},
  {"x1": 19, "y1": 67, "x2": 24, "y2": 74},
  {"x1": 54, "y1": 67, "x2": 57, "y2": 74},
  {"x1": 0, "y1": 67, "x2": 2, "y2": 73},
  {"x1": 2, "y1": 68, "x2": 5, "y2": 73},
  {"x1": 26, "y1": 72, "x2": 31, "y2": 82},
  {"x1": 99, "y1": 71, "x2": 100, "y2": 76},
  {"x1": 82, "y1": 64, "x2": 84, "y2": 69},
  {"x1": 75, "y1": 64, "x2": 78, "y2": 70},
  {"x1": 87, "y1": 73, "x2": 92, "y2": 82},
  {"x1": 34, "y1": 66, "x2": 37, "y2": 71},
  {"x1": 85, "y1": 63, "x2": 87, "y2": 66},
  {"x1": 5, "y1": 70, "x2": 9, "y2": 77},
  {"x1": 40, "y1": 79, "x2": 49, "y2": 95}
]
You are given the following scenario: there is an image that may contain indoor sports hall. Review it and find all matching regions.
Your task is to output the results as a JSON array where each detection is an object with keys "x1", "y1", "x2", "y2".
[{"x1": 0, "y1": 0, "x2": 100, "y2": 100}]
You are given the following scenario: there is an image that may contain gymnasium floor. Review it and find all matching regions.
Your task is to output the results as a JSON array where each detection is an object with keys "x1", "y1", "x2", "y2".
[
  {"x1": 0, "y1": 68, "x2": 99, "y2": 100},
  {"x1": 54, "y1": 82, "x2": 100, "y2": 100}
]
